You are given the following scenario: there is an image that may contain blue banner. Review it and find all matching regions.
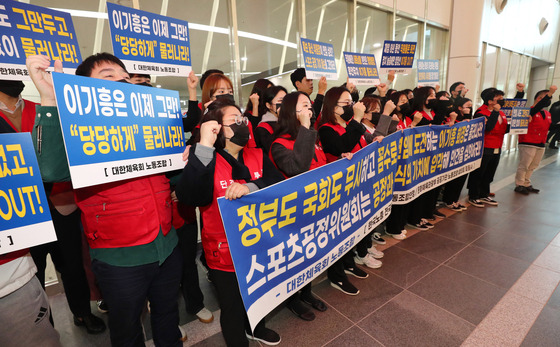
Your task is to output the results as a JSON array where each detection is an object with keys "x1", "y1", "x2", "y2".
[
  {"x1": 501, "y1": 99, "x2": 527, "y2": 121},
  {"x1": 343, "y1": 51, "x2": 380, "y2": 86},
  {"x1": 379, "y1": 40, "x2": 416, "y2": 74},
  {"x1": 51, "y1": 72, "x2": 185, "y2": 188},
  {"x1": 300, "y1": 38, "x2": 337, "y2": 80},
  {"x1": 218, "y1": 134, "x2": 401, "y2": 330},
  {"x1": 417, "y1": 59, "x2": 439, "y2": 87},
  {"x1": 0, "y1": 0, "x2": 81, "y2": 80},
  {"x1": 0, "y1": 132, "x2": 56, "y2": 255},
  {"x1": 510, "y1": 107, "x2": 530, "y2": 135},
  {"x1": 107, "y1": 2, "x2": 192, "y2": 77},
  {"x1": 392, "y1": 117, "x2": 485, "y2": 204}
]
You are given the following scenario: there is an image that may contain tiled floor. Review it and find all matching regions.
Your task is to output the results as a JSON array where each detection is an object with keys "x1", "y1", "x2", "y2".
[{"x1": 48, "y1": 149, "x2": 560, "y2": 346}]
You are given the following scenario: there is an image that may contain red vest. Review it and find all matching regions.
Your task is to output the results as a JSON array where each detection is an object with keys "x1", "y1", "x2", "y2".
[
  {"x1": 0, "y1": 99, "x2": 37, "y2": 265},
  {"x1": 478, "y1": 105, "x2": 508, "y2": 149},
  {"x1": 397, "y1": 116, "x2": 412, "y2": 130},
  {"x1": 257, "y1": 122, "x2": 274, "y2": 135},
  {"x1": 75, "y1": 174, "x2": 173, "y2": 249},
  {"x1": 269, "y1": 135, "x2": 327, "y2": 178},
  {"x1": 419, "y1": 110, "x2": 435, "y2": 122},
  {"x1": 320, "y1": 122, "x2": 367, "y2": 162},
  {"x1": 201, "y1": 148, "x2": 263, "y2": 272},
  {"x1": 518, "y1": 110, "x2": 551, "y2": 145}
]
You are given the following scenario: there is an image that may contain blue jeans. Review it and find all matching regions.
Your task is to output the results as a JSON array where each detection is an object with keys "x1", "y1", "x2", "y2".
[{"x1": 92, "y1": 247, "x2": 182, "y2": 347}]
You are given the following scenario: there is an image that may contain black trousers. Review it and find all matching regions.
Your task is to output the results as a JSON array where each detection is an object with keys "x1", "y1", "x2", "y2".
[
  {"x1": 442, "y1": 174, "x2": 468, "y2": 204},
  {"x1": 356, "y1": 232, "x2": 373, "y2": 258},
  {"x1": 468, "y1": 150, "x2": 501, "y2": 199},
  {"x1": 547, "y1": 124, "x2": 560, "y2": 145},
  {"x1": 209, "y1": 269, "x2": 267, "y2": 347},
  {"x1": 327, "y1": 253, "x2": 355, "y2": 283},
  {"x1": 177, "y1": 222, "x2": 205, "y2": 315},
  {"x1": 386, "y1": 204, "x2": 409, "y2": 234},
  {"x1": 30, "y1": 208, "x2": 92, "y2": 317}
]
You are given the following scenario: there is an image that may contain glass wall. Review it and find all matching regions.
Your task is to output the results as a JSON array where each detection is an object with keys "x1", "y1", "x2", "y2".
[{"x1": 392, "y1": 16, "x2": 420, "y2": 90}]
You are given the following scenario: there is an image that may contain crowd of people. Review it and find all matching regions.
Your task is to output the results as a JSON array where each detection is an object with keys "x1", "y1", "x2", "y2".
[{"x1": 0, "y1": 51, "x2": 557, "y2": 347}]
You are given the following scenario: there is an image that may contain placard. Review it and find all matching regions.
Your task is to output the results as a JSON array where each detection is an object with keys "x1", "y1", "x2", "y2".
[
  {"x1": 51, "y1": 72, "x2": 185, "y2": 188},
  {"x1": 379, "y1": 40, "x2": 416, "y2": 74},
  {"x1": 0, "y1": 0, "x2": 81, "y2": 80},
  {"x1": 510, "y1": 107, "x2": 530, "y2": 135},
  {"x1": 501, "y1": 99, "x2": 527, "y2": 120},
  {"x1": 300, "y1": 38, "x2": 337, "y2": 80},
  {"x1": 107, "y1": 2, "x2": 192, "y2": 76},
  {"x1": 417, "y1": 59, "x2": 439, "y2": 87},
  {"x1": 343, "y1": 51, "x2": 380, "y2": 86},
  {"x1": 0, "y1": 132, "x2": 56, "y2": 255}
]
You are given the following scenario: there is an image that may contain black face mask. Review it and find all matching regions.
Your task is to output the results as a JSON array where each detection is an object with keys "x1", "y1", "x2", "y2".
[
  {"x1": 497, "y1": 99, "x2": 505, "y2": 107},
  {"x1": 426, "y1": 99, "x2": 438, "y2": 110},
  {"x1": 216, "y1": 93, "x2": 235, "y2": 103},
  {"x1": 275, "y1": 103, "x2": 282, "y2": 113},
  {"x1": 340, "y1": 105, "x2": 354, "y2": 122},
  {"x1": 0, "y1": 80, "x2": 25, "y2": 97},
  {"x1": 136, "y1": 81, "x2": 153, "y2": 87},
  {"x1": 541, "y1": 98, "x2": 551, "y2": 108},
  {"x1": 399, "y1": 103, "x2": 411, "y2": 115},
  {"x1": 225, "y1": 123, "x2": 250, "y2": 147},
  {"x1": 351, "y1": 91, "x2": 359, "y2": 103}
]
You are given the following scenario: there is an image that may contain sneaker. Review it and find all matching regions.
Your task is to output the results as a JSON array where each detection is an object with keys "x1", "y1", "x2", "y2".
[
  {"x1": 457, "y1": 203, "x2": 467, "y2": 211},
  {"x1": 448, "y1": 202, "x2": 463, "y2": 212},
  {"x1": 97, "y1": 300, "x2": 108, "y2": 314},
  {"x1": 408, "y1": 222, "x2": 428, "y2": 231},
  {"x1": 421, "y1": 219, "x2": 434, "y2": 229},
  {"x1": 73, "y1": 314, "x2": 106, "y2": 335},
  {"x1": 468, "y1": 198, "x2": 484, "y2": 208},
  {"x1": 527, "y1": 186, "x2": 540, "y2": 193},
  {"x1": 372, "y1": 232, "x2": 386, "y2": 245},
  {"x1": 514, "y1": 185, "x2": 529, "y2": 195},
  {"x1": 401, "y1": 229, "x2": 408, "y2": 235},
  {"x1": 330, "y1": 279, "x2": 360, "y2": 295},
  {"x1": 426, "y1": 215, "x2": 437, "y2": 221},
  {"x1": 480, "y1": 197, "x2": 498, "y2": 206},
  {"x1": 246, "y1": 327, "x2": 281, "y2": 346},
  {"x1": 367, "y1": 246, "x2": 384, "y2": 259},
  {"x1": 387, "y1": 231, "x2": 407, "y2": 239},
  {"x1": 344, "y1": 266, "x2": 369, "y2": 279},
  {"x1": 195, "y1": 307, "x2": 214, "y2": 323},
  {"x1": 354, "y1": 254, "x2": 382, "y2": 269},
  {"x1": 179, "y1": 325, "x2": 188, "y2": 342},
  {"x1": 433, "y1": 210, "x2": 446, "y2": 219},
  {"x1": 287, "y1": 299, "x2": 315, "y2": 321}
]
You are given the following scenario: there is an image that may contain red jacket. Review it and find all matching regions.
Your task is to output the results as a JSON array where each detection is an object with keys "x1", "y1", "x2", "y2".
[
  {"x1": 478, "y1": 105, "x2": 508, "y2": 149},
  {"x1": 269, "y1": 135, "x2": 327, "y2": 178},
  {"x1": 319, "y1": 122, "x2": 367, "y2": 162},
  {"x1": 75, "y1": 174, "x2": 173, "y2": 249},
  {"x1": 518, "y1": 110, "x2": 551, "y2": 145},
  {"x1": 201, "y1": 147, "x2": 263, "y2": 272}
]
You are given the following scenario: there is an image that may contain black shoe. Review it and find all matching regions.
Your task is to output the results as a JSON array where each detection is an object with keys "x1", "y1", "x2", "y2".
[
  {"x1": 344, "y1": 266, "x2": 369, "y2": 279},
  {"x1": 96, "y1": 300, "x2": 108, "y2": 313},
  {"x1": 514, "y1": 185, "x2": 529, "y2": 195},
  {"x1": 74, "y1": 314, "x2": 106, "y2": 334},
  {"x1": 330, "y1": 279, "x2": 359, "y2": 295},
  {"x1": 288, "y1": 300, "x2": 315, "y2": 321},
  {"x1": 301, "y1": 294, "x2": 327, "y2": 312},
  {"x1": 527, "y1": 186, "x2": 540, "y2": 193},
  {"x1": 433, "y1": 210, "x2": 446, "y2": 219},
  {"x1": 246, "y1": 327, "x2": 281, "y2": 346}
]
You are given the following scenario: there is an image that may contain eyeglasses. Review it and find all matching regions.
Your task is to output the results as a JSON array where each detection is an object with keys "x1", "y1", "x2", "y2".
[
  {"x1": 224, "y1": 114, "x2": 248, "y2": 126},
  {"x1": 337, "y1": 101, "x2": 354, "y2": 107}
]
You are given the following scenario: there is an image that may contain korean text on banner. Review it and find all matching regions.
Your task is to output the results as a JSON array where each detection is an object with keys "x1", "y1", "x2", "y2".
[
  {"x1": 379, "y1": 40, "x2": 416, "y2": 74},
  {"x1": 107, "y1": 2, "x2": 192, "y2": 77},
  {"x1": 218, "y1": 132, "x2": 401, "y2": 330},
  {"x1": 343, "y1": 51, "x2": 381, "y2": 86},
  {"x1": 0, "y1": 133, "x2": 56, "y2": 255},
  {"x1": 300, "y1": 38, "x2": 337, "y2": 80},
  {"x1": 417, "y1": 59, "x2": 439, "y2": 87},
  {"x1": 510, "y1": 107, "x2": 530, "y2": 135},
  {"x1": 0, "y1": 0, "x2": 81, "y2": 80},
  {"x1": 392, "y1": 117, "x2": 485, "y2": 204},
  {"x1": 51, "y1": 72, "x2": 185, "y2": 189},
  {"x1": 501, "y1": 99, "x2": 527, "y2": 121}
]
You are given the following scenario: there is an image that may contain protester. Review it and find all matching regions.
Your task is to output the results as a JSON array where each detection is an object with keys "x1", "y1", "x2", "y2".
[
  {"x1": 254, "y1": 86, "x2": 287, "y2": 154},
  {"x1": 245, "y1": 78, "x2": 273, "y2": 128}
]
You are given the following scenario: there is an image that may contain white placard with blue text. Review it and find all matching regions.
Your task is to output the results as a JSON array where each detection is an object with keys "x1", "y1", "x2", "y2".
[
  {"x1": 107, "y1": 2, "x2": 192, "y2": 77},
  {"x1": 51, "y1": 72, "x2": 185, "y2": 188},
  {"x1": 0, "y1": 0, "x2": 81, "y2": 80},
  {"x1": 510, "y1": 107, "x2": 530, "y2": 135},
  {"x1": 343, "y1": 52, "x2": 381, "y2": 86},
  {"x1": 417, "y1": 59, "x2": 439, "y2": 87},
  {"x1": 300, "y1": 38, "x2": 337, "y2": 80},
  {"x1": 0, "y1": 133, "x2": 56, "y2": 255},
  {"x1": 379, "y1": 40, "x2": 416, "y2": 74}
]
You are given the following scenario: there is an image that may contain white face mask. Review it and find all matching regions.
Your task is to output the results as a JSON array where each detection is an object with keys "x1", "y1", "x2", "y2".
[{"x1": 0, "y1": 95, "x2": 24, "y2": 114}]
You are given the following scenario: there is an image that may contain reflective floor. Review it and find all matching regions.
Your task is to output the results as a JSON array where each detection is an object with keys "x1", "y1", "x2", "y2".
[{"x1": 49, "y1": 148, "x2": 560, "y2": 346}]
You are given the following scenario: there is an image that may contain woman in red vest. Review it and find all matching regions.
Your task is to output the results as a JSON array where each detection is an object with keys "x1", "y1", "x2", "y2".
[
  {"x1": 254, "y1": 86, "x2": 287, "y2": 154},
  {"x1": 269, "y1": 91, "x2": 328, "y2": 321},
  {"x1": 176, "y1": 99, "x2": 284, "y2": 346}
]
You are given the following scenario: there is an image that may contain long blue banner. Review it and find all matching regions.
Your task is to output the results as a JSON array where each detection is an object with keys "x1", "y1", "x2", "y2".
[
  {"x1": 51, "y1": 72, "x2": 185, "y2": 188},
  {"x1": 0, "y1": 133, "x2": 56, "y2": 255},
  {"x1": 0, "y1": 0, "x2": 81, "y2": 80}
]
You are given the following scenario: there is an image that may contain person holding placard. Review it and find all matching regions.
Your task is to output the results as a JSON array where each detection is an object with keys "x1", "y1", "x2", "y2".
[
  {"x1": 290, "y1": 68, "x2": 328, "y2": 124},
  {"x1": 26, "y1": 53, "x2": 183, "y2": 347},
  {"x1": 175, "y1": 98, "x2": 284, "y2": 346},
  {"x1": 514, "y1": 85, "x2": 557, "y2": 194}
]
